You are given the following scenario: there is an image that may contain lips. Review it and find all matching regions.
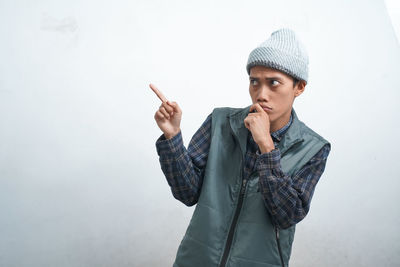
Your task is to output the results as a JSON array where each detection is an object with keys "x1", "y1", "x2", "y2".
[{"x1": 260, "y1": 105, "x2": 272, "y2": 111}]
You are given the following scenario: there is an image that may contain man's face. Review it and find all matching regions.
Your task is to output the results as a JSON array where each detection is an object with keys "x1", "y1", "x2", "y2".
[{"x1": 249, "y1": 65, "x2": 305, "y2": 132}]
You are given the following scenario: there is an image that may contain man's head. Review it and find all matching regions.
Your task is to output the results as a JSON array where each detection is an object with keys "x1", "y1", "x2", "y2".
[{"x1": 246, "y1": 28, "x2": 308, "y2": 132}]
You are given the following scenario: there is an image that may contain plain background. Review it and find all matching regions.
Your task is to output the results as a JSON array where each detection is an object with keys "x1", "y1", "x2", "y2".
[{"x1": 1, "y1": 0, "x2": 399, "y2": 266}]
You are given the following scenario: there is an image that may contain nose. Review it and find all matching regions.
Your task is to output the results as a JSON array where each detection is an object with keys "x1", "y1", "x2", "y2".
[{"x1": 256, "y1": 85, "x2": 271, "y2": 102}]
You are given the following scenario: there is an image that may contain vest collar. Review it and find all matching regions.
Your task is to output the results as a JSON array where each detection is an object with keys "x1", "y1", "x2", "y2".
[
  {"x1": 278, "y1": 108, "x2": 304, "y2": 155},
  {"x1": 227, "y1": 106, "x2": 250, "y2": 155},
  {"x1": 228, "y1": 105, "x2": 304, "y2": 156}
]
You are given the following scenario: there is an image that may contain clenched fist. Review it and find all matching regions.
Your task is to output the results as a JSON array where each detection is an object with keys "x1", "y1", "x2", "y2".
[{"x1": 244, "y1": 103, "x2": 275, "y2": 153}]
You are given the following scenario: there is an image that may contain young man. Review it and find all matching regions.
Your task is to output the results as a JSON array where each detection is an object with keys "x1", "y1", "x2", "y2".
[{"x1": 153, "y1": 28, "x2": 331, "y2": 267}]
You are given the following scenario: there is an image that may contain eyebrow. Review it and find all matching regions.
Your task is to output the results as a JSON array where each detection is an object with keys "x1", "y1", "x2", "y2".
[{"x1": 249, "y1": 76, "x2": 283, "y2": 82}]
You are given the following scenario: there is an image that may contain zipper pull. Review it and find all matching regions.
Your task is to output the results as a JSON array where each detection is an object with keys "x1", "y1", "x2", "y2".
[
  {"x1": 275, "y1": 225, "x2": 280, "y2": 239},
  {"x1": 240, "y1": 179, "x2": 247, "y2": 195}
]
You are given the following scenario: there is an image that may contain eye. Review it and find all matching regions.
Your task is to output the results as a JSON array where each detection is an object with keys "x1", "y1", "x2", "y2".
[
  {"x1": 250, "y1": 79, "x2": 258, "y2": 86},
  {"x1": 270, "y1": 80, "x2": 280, "y2": 86}
]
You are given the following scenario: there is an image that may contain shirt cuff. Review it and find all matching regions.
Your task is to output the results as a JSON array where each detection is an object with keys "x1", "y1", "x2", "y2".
[
  {"x1": 255, "y1": 148, "x2": 282, "y2": 170},
  {"x1": 155, "y1": 131, "x2": 184, "y2": 157}
]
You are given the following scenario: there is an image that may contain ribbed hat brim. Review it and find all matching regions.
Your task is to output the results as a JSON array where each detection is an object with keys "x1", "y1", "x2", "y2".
[{"x1": 246, "y1": 46, "x2": 308, "y2": 82}]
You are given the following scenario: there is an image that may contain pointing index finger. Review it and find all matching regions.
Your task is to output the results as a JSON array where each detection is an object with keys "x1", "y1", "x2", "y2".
[
  {"x1": 249, "y1": 103, "x2": 265, "y2": 113},
  {"x1": 149, "y1": 83, "x2": 168, "y2": 103}
]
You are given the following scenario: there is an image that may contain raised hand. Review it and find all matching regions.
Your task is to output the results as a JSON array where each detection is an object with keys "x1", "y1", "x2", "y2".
[
  {"x1": 244, "y1": 103, "x2": 275, "y2": 153},
  {"x1": 150, "y1": 83, "x2": 182, "y2": 139}
]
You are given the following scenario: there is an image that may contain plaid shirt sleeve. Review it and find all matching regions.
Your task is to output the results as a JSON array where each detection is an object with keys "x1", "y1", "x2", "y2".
[
  {"x1": 155, "y1": 114, "x2": 212, "y2": 206},
  {"x1": 256, "y1": 143, "x2": 331, "y2": 229}
]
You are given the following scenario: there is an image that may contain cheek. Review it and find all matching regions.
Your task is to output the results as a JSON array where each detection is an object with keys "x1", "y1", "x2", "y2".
[
  {"x1": 249, "y1": 89, "x2": 256, "y2": 100},
  {"x1": 276, "y1": 92, "x2": 292, "y2": 104}
]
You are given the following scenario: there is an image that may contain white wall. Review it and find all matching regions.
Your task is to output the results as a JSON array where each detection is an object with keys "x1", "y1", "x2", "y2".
[{"x1": 0, "y1": 0, "x2": 399, "y2": 266}]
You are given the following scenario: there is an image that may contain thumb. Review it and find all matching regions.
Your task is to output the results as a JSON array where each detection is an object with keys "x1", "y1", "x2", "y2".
[
  {"x1": 244, "y1": 117, "x2": 250, "y2": 130},
  {"x1": 167, "y1": 101, "x2": 182, "y2": 113}
]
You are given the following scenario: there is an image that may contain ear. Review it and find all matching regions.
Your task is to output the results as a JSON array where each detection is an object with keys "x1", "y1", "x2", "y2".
[{"x1": 294, "y1": 80, "x2": 306, "y2": 97}]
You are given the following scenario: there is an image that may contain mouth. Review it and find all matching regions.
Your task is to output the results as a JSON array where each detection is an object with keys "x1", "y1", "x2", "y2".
[{"x1": 260, "y1": 105, "x2": 272, "y2": 111}]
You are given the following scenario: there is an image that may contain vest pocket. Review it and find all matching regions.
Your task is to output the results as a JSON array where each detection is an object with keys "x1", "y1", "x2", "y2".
[{"x1": 246, "y1": 172, "x2": 260, "y2": 194}]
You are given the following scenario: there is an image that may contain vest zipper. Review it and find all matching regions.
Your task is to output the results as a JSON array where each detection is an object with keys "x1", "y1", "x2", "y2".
[
  {"x1": 275, "y1": 225, "x2": 285, "y2": 267},
  {"x1": 220, "y1": 117, "x2": 248, "y2": 267},
  {"x1": 219, "y1": 177, "x2": 248, "y2": 267}
]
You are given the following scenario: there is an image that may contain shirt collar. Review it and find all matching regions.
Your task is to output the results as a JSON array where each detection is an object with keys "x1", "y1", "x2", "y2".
[{"x1": 271, "y1": 112, "x2": 293, "y2": 142}]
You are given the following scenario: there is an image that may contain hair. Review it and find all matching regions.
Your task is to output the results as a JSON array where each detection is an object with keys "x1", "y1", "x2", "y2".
[{"x1": 293, "y1": 77, "x2": 300, "y2": 88}]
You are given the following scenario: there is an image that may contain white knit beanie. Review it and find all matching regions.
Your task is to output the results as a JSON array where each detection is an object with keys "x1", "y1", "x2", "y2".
[{"x1": 246, "y1": 28, "x2": 309, "y2": 83}]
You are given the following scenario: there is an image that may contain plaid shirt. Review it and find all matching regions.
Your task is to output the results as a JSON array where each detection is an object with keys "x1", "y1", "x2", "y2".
[{"x1": 156, "y1": 111, "x2": 330, "y2": 229}]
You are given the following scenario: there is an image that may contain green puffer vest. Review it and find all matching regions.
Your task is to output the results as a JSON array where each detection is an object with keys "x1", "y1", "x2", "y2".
[{"x1": 173, "y1": 106, "x2": 330, "y2": 267}]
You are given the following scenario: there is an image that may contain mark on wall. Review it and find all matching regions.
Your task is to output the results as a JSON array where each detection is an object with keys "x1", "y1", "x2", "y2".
[
  {"x1": 40, "y1": 13, "x2": 79, "y2": 49},
  {"x1": 41, "y1": 13, "x2": 78, "y2": 33}
]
